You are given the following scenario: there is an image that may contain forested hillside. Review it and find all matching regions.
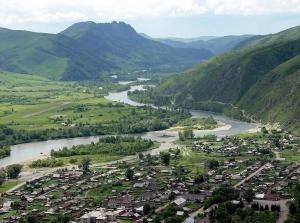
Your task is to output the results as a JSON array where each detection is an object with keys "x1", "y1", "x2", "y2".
[
  {"x1": 154, "y1": 26, "x2": 300, "y2": 134},
  {"x1": 0, "y1": 22, "x2": 213, "y2": 81}
]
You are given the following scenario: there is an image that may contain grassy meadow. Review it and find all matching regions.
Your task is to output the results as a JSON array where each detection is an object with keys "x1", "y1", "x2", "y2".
[{"x1": 0, "y1": 72, "x2": 141, "y2": 131}]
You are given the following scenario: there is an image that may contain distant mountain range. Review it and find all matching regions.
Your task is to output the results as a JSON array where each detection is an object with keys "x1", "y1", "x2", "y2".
[
  {"x1": 139, "y1": 34, "x2": 218, "y2": 42},
  {"x1": 0, "y1": 21, "x2": 213, "y2": 80},
  {"x1": 154, "y1": 25, "x2": 300, "y2": 134},
  {"x1": 149, "y1": 35, "x2": 254, "y2": 54}
]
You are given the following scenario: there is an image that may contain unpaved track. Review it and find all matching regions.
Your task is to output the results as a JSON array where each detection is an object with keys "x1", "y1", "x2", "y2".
[
  {"x1": 253, "y1": 199, "x2": 292, "y2": 223},
  {"x1": 23, "y1": 102, "x2": 70, "y2": 118},
  {"x1": 234, "y1": 163, "x2": 270, "y2": 188}
]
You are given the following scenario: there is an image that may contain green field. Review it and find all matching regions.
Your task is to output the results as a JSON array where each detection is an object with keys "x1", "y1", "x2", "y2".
[
  {"x1": 0, "y1": 180, "x2": 22, "y2": 193},
  {"x1": 172, "y1": 149, "x2": 225, "y2": 174},
  {"x1": 0, "y1": 72, "x2": 190, "y2": 137},
  {"x1": 281, "y1": 149, "x2": 300, "y2": 162},
  {"x1": 0, "y1": 72, "x2": 134, "y2": 130},
  {"x1": 174, "y1": 116, "x2": 218, "y2": 130}
]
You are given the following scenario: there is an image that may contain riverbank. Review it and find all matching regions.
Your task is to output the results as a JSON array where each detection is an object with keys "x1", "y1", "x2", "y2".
[
  {"x1": 0, "y1": 84, "x2": 257, "y2": 170},
  {"x1": 9, "y1": 140, "x2": 176, "y2": 191}
]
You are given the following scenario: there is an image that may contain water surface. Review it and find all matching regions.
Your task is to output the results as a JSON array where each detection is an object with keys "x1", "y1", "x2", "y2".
[{"x1": 0, "y1": 85, "x2": 256, "y2": 167}]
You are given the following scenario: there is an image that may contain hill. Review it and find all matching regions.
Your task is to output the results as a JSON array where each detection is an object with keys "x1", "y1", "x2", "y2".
[
  {"x1": 0, "y1": 22, "x2": 213, "y2": 81},
  {"x1": 154, "y1": 26, "x2": 300, "y2": 134},
  {"x1": 157, "y1": 35, "x2": 254, "y2": 54}
]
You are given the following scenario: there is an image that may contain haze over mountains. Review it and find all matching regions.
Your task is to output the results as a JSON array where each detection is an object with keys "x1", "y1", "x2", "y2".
[{"x1": 155, "y1": 35, "x2": 254, "y2": 54}]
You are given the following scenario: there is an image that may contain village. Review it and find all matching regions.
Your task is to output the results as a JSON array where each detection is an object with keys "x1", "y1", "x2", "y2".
[{"x1": 0, "y1": 129, "x2": 299, "y2": 223}]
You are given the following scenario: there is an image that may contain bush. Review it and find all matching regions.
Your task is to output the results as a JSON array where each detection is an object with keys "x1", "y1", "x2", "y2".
[
  {"x1": 69, "y1": 158, "x2": 78, "y2": 164},
  {"x1": 6, "y1": 164, "x2": 22, "y2": 179},
  {"x1": 29, "y1": 158, "x2": 64, "y2": 168}
]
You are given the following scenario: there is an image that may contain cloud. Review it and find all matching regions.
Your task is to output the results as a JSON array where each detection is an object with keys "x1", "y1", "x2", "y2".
[
  {"x1": 205, "y1": 0, "x2": 300, "y2": 15},
  {"x1": 0, "y1": 0, "x2": 299, "y2": 26}
]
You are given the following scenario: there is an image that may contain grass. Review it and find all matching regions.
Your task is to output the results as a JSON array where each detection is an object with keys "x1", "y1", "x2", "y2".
[
  {"x1": 172, "y1": 148, "x2": 225, "y2": 174},
  {"x1": 57, "y1": 154, "x2": 123, "y2": 165},
  {"x1": 281, "y1": 149, "x2": 300, "y2": 162},
  {"x1": 87, "y1": 181, "x2": 131, "y2": 202},
  {"x1": 174, "y1": 117, "x2": 218, "y2": 130},
  {"x1": 0, "y1": 180, "x2": 23, "y2": 193},
  {"x1": 0, "y1": 72, "x2": 149, "y2": 131},
  {"x1": 0, "y1": 210, "x2": 17, "y2": 220}
]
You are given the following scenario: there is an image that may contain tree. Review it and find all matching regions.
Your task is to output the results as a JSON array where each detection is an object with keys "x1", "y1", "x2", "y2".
[
  {"x1": 69, "y1": 158, "x2": 78, "y2": 164},
  {"x1": 125, "y1": 168, "x2": 134, "y2": 180},
  {"x1": 138, "y1": 152, "x2": 144, "y2": 160},
  {"x1": 178, "y1": 131, "x2": 185, "y2": 141},
  {"x1": 143, "y1": 203, "x2": 151, "y2": 215},
  {"x1": 205, "y1": 159, "x2": 219, "y2": 170},
  {"x1": 146, "y1": 154, "x2": 152, "y2": 165},
  {"x1": 289, "y1": 202, "x2": 297, "y2": 215},
  {"x1": 6, "y1": 164, "x2": 22, "y2": 179},
  {"x1": 288, "y1": 183, "x2": 300, "y2": 222},
  {"x1": 184, "y1": 129, "x2": 194, "y2": 140},
  {"x1": 19, "y1": 213, "x2": 40, "y2": 223},
  {"x1": 0, "y1": 170, "x2": 6, "y2": 185},
  {"x1": 50, "y1": 214, "x2": 70, "y2": 223},
  {"x1": 81, "y1": 157, "x2": 91, "y2": 174},
  {"x1": 243, "y1": 188, "x2": 254, "y2": 202},
  {"x1": 261, "y1": 127, "x2": 268, "y2": 134},
  {"x1": 174, "y1": 148, "x2": 181, "y2": 158},
  {"x1": 169, "y1": 192, "x2": 175, "y2": 200},
  {"x1": 194, "y1": 174, "x2": 204, "y2": 184},
  {"x1": 178, "y1": 129, "x2": 194, "y2": 141},
  {"x1": 160, "y1": 152, "x2": 171, "y2": 166},
  {"x1": 271, "y1": 204, "x2": 280, "y2": 212},
  {"x1": 154, "y1": 216, "x2": 161, "y2": 223}
]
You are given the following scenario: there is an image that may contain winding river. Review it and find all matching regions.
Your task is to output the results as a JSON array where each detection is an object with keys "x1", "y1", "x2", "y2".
[{"x1": 0, "y1": 85, "x2": 257, "y2": 167}]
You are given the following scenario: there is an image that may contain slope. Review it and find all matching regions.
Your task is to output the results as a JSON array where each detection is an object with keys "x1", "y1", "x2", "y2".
[
  {"x1": 0, "y1": 28, "x2": 105, "y2": 80},
  {"x1": 60, "y1": 21, "x2": 213, "y2": 74},
  {"x1": 0, "y1": 22, "x2": 213, "y2": 81},
  {"x1": 157, "y1": 35, "x2": 253, "y2": 54},
  {"x1": 154, "y1": 26, "x2": 300, "y2": 134}
]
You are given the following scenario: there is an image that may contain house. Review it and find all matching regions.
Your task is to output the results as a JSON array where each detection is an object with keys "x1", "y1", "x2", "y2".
[
  {"x1": 139, "y1": 191, "x2": 157, "y2": 201},
  {"x1": 108, "y1": 194, "x2": 133, "y2": 209},
  {"x1": 176, "y1": 211, "x2": 184, "y2": 216},
  {"x1": 264, "y1": 191, "x2": 279, "y2": 201},
  {"x1": 133, "y1": 181, "x2": 149, "y2": 188},
  {"x1": 173, "y1": 198, "x2": 186, "y2": 207},
  {"x1": 254, "y1": 193, "x2": 265, "y2": 199},
  {"x1": 1, "y1": 201, "x2": 12, "y2": 212},
  {"x1": 80, "y1": 209, "x2": 116, "y2": 223},
  {"x1": 183, "y1": 194, "x2": 205, "y2": 202},
  {"x1": 184, "y1": 217, "x2": 195, "y2": 223}
]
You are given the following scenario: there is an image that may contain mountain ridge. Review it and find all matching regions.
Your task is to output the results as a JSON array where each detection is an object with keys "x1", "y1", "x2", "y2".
[
  {"x1": 0, "y1": 21, "x2": 213, "y2": 80},
  {"x1": 155, "y1": 35, "x2": 254, "y2": 54},
  {"x1": 153, "y1": 25, "x2": 300, "y2": 134}
]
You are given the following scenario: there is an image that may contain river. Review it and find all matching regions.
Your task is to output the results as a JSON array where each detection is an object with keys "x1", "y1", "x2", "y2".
[{"x1": 0, "y1": 85, "x2": 257, "y2": 167}]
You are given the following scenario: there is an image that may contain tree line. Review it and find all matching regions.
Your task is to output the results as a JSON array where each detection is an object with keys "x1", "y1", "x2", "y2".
[
  {"x1": 50, "y1": 136, "x2": 154, "y2": 158},
  {"x1": 0, "y1": 107, "x2": 189, "y2": 158}
]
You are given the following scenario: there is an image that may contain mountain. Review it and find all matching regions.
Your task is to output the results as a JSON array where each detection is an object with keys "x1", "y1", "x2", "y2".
[
  {"x1": 0, "y1": 22, "x2": 213, "y2": 81},
  {"x1": 235, "y1": 25, "x2": 300, "y2": 49},
  {"x1": 0, "y1": 28, "x2": 108, "y2": 80},
  {"x1": 154, "y1": 26, "x2": 300, "y2": 134},
  {"x1": 156, "y1": 35, "x2": 254, "y2": 54},
  {"x1": 139, "y1": 34, "x2": 217, "y2": 42}
]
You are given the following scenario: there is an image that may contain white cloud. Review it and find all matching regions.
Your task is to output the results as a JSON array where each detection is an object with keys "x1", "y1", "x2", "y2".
[
  {"x1": 0, "y1": 0, "x2": 299, "y2": 26},
  {"x1": 205, "y1": 0, "x2": 300, "y2": 15}
]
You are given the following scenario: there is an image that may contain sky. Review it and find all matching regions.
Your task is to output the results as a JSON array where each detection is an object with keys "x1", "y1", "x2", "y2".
[{"x1": 0, "y1": 0, "x2": 300, "y2": 38}]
